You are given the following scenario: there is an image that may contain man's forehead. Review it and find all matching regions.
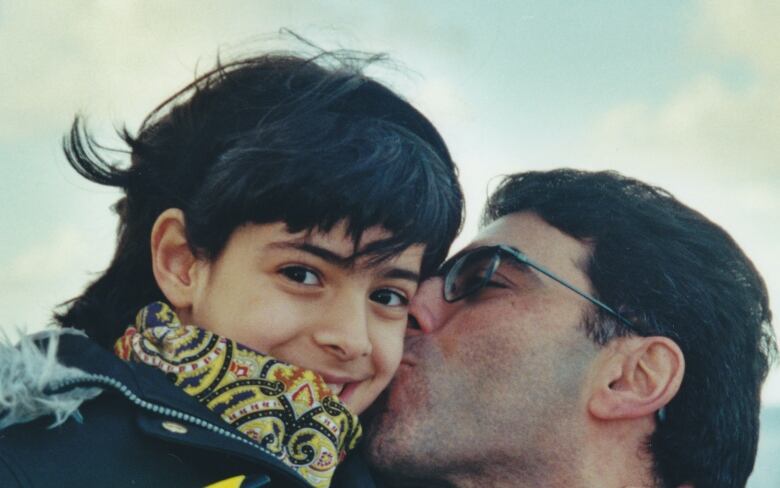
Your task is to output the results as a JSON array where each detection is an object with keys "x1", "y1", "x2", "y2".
[{"x1": 471, "y1": 211, "x2": 592, "y2": 280}]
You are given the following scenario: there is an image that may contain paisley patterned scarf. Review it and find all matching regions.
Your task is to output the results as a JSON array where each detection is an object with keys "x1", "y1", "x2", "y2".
[{"x1": 114, "y1": 302, "x2": 362, "y2": 488}]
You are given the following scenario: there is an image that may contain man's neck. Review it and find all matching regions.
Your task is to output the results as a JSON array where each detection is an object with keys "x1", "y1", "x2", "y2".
[
  {"x1": 420, "y1": 453, "x2": 586, "y2": 488},
  {"x1": 579, "y1": 419, "x2": 659, "y2": 488},
  {"x1": 392, "y1": 443, "x2": 657, "y2": 488}
]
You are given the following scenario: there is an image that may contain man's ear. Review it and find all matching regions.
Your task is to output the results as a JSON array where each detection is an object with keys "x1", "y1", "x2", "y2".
[
  {"x1": 150, "y1": 208, "x2": 201, "y2": 312},
  {"x1": 588, "y1": 336, "x2": 684, "y2": 421}
]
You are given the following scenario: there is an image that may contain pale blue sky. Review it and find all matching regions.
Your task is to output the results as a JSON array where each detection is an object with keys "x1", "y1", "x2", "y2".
[{"x1": 1, "y1": 1, "x2": 778, "y2": 408}]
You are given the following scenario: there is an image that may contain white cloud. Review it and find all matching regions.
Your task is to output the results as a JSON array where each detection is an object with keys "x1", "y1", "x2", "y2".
[
  {"x1": 5, "y1": 228, "x2": 84, "y2": 282},
  {"x1": 0, "y1": 2, "x2": 298, "y2": 140},
  {"x1": 585, "y1": 75, "x2": 779, "y2": 177},
  {"x1": 413, "y1": 77, "x2": 475, "y2": 124},
  {"x1": 0, "y1": 1, "x2": 464, "y2": 142},
  {"x1": 584, "y1": 0, "x2": 780, "y2": 176},
  {"x1": 693, "y1": 0, "x2": 780, "y2": 79},
  {"x1": 0, "y1": 225, "x2": 113, "y2": 334}
]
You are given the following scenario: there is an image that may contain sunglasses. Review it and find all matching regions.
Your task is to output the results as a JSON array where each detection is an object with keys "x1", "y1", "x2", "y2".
[{"x1": 440, "y1": 245, "x2": 637, "y2": 333}]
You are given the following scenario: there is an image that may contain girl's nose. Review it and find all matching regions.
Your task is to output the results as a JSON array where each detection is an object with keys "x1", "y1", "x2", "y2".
[{"x1": 313, "y1": 296, "x2": 372, "y2": 361}]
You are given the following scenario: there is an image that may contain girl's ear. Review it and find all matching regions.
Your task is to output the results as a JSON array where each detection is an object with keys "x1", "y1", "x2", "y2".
[{"x1": 150, "y1": 208, "x2": 200, "y2": 312}]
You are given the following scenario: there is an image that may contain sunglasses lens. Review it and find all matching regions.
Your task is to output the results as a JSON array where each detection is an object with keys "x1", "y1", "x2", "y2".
[{"x1": 444, "y1": 248, "x2": 498, "y2": 301}]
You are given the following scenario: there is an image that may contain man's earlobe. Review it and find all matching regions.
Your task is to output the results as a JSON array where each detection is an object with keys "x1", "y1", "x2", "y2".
[
  {"x1": 588, "y1": 336, "x2": 684, "y2": 421},
  {"x1": 150, "y1": 208, "x2": 200, "y2": 311}
]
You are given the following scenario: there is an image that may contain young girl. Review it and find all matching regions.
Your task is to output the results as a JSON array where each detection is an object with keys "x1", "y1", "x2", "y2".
[{"x1": 0, "y1": 51, "x2": 463, "y2": 488}]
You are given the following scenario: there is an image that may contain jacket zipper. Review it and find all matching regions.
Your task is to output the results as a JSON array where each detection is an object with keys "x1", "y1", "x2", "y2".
[{"x1": 51, "y1": 373, "x2": 295, "y2": 466}]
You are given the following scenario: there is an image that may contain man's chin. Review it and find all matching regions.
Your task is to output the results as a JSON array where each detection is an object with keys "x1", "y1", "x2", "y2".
[
  {"x1": 361, "y1": 388, "x2": 407, "y2": 465},
  {"x1": 363, "y1": 388, "x2": 405, "y2": 445},
  {"x1": 362, "y1": 363, "x2": 436, "y2": 468},
  {"x1": 361, "y1": 409, "x2": 433, "y2": 487}
]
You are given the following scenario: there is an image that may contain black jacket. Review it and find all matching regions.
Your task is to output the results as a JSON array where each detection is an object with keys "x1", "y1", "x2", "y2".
[{"x1": 0, "y1": 332, "x2": 375, "y2": 488}]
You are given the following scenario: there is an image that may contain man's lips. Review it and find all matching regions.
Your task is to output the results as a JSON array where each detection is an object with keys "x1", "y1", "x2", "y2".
[{"x1": 400, "y1": 354, "x2": 417, "y2": 367}]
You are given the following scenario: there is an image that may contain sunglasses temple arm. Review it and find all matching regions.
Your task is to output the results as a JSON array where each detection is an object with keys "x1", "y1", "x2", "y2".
[{"x1": 526, "y1": 262, "x2": 634, "y2": 329}]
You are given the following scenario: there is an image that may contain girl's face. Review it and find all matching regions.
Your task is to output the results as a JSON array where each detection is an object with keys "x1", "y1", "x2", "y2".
[{"x1": 181, "y1": 221, "x2": 423, "y2": 415}]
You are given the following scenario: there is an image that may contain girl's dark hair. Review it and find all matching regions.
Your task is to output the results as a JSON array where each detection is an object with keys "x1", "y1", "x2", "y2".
[
  {"x1": 484, "y1": 169, "x2": 776, "y2": 488},
  {"x1": 56, "y1": 51, "x2": 464, "y2": 348}
]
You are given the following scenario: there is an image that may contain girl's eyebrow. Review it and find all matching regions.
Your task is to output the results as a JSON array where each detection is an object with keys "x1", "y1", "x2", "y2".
[
  {"x1": 266, "y1": 241, "x2": 420, "y2": 283},
  {"x1": 382, "y1": 268, "x2": 420, "y2": 283},
  {"x1": 266, "y1": 241, "x2": 351, "y2": 266}
]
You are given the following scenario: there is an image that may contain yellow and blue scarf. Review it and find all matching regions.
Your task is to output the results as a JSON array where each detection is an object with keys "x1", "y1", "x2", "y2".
[{"x1": 114, "y1": 302, "x2": 362, "y2": 488}]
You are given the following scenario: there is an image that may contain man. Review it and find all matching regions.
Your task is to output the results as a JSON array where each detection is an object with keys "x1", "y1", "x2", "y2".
[{"x1": 365, "y1": 169, "x2": 776, "y2": 488}]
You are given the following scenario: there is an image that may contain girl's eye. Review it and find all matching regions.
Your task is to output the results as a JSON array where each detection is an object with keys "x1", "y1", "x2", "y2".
[
  {"x1": 280, "y1": 266, "x2": 321, "y2": 286},
  {"x1": 370, "y1": 288, "x2": 409, "y2": 307}
]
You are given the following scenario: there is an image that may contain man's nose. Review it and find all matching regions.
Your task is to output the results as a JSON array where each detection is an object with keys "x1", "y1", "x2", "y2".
[
  {"x1": 409, "y1": 277, "x2": 448, "y2": 333},
  {"x1": 313, "y1": 295, "x2": 373, "y2": 361}
]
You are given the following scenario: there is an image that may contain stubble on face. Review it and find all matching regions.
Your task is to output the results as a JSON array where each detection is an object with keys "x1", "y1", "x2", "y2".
[{"x1": 366, "y1": 315, "x2": 595, "y2": 487}]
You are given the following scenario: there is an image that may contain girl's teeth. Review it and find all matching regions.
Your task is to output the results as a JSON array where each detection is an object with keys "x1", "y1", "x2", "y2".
[{"x1": 327, "y1": 383, "x2": 344, "y2": 395}]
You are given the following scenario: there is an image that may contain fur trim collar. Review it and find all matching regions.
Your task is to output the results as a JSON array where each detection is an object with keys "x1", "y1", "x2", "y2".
[{"x1": 0, "y1": 328, "x2": 102, "y2": 430}]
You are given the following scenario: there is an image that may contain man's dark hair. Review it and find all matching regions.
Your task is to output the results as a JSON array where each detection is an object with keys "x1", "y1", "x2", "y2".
[
  {"x1": 484, "y1": 169, "x2": 775, "y2": 488},
  {"x1": 56, "y1": 51, "x2": 464, "y2": 348}
]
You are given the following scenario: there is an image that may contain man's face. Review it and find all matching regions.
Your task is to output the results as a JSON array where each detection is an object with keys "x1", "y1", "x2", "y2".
[{"x1": 365, "y1": 211, "x2": 601, "y2": 480}]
